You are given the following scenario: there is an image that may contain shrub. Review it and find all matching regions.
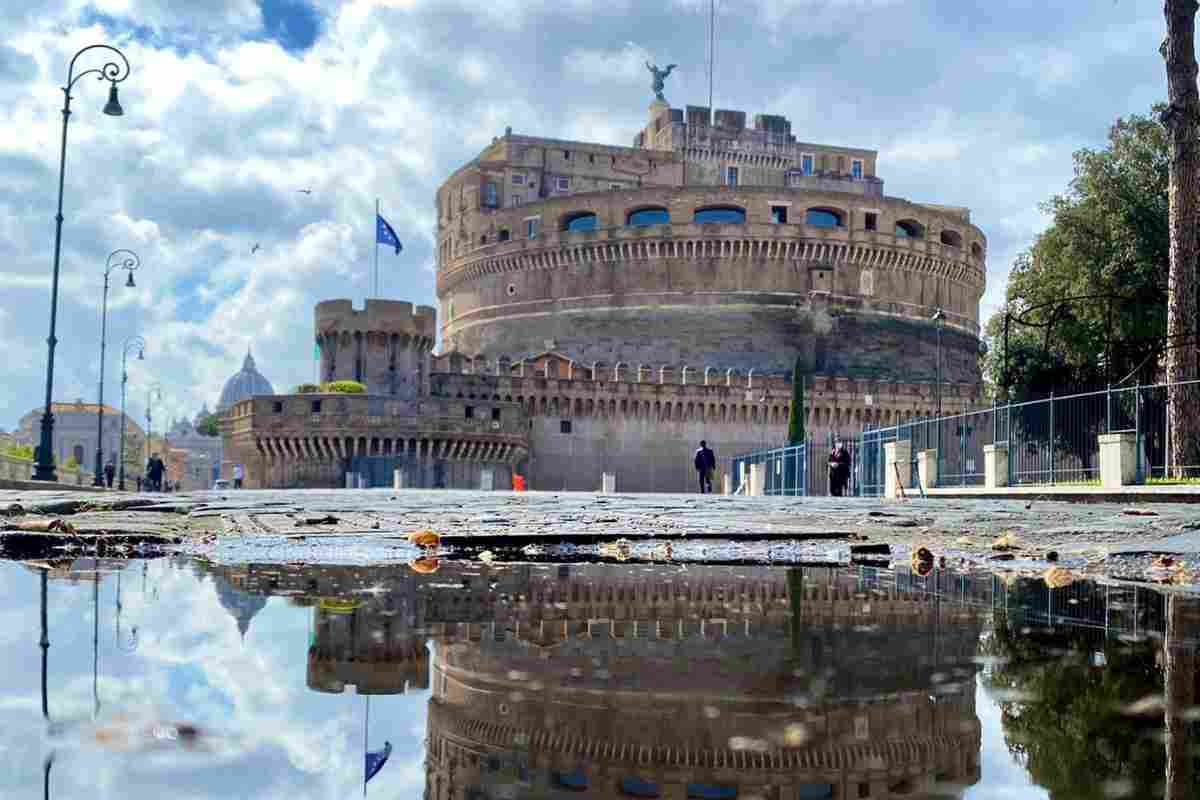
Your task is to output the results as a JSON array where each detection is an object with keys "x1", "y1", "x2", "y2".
[
  {"x1": 293, "y1": 383, "x2": 320, "y2": 394},
  {"x1": 324, "y1": 381, "x2": 364, "y2": 393}
]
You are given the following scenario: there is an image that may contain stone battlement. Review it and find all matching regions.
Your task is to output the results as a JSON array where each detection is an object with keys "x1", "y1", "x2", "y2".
[{"x1": 315, "y1": 299, "x2": 437, "y2": 340}]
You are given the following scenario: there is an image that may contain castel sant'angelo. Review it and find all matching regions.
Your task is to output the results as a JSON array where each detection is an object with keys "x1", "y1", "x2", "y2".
[{"x1": 222, "y1": 77, "x2": 985, "y2": 492}]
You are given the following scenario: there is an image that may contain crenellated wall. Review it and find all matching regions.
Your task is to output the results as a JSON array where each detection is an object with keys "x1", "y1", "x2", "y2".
[
  {"x1": 315, "y1": 299, "x2": 436, "y2": 399},
  {"x1": 429, "y1": 351, "x2": 979, "y2": 491}
]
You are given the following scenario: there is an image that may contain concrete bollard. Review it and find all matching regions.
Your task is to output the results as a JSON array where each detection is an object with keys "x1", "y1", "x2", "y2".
[
  {"x1": 749, "y1": 463, "x2": 765, "y2": 497},
  {"x1": 345, "y1": 472, "x2": 357, "y2": 489},
  {"x1": 1099, "y1": 432, "x2": 1137, "y2": 488},
  {"x1": 601, "y1": 472, "x2": 616, "y2": 494},
  {"x1": 983, "y1": 444, "x2": 1009, "y2": 488},
  {"x1": 916, "y1": 449, "x2": 938, "y2": 491},
  {"x1": 883, "y1": 440, "x2": 912, "y2": 499},
  {"x1": 393, "y1": 469, "x2": 405, "y2": 490}
]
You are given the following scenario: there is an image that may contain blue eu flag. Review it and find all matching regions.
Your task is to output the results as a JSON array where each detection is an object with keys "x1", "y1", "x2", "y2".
[
  {"x1": 376, "y1": 214, "x2": 402, "y2": 255},
  {"x1": 365, "y1": 741, "x2": 392, "y2": 786}
]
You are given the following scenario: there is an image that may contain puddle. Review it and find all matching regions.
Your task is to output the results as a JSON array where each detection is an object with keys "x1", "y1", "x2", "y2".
[{"x1": 2, "y1": 556, "x2": 1197, "y2": 798}]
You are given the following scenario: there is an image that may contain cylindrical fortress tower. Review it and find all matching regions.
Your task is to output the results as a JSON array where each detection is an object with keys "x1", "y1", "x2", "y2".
[
  {"x1": 315, "y1": 299, "x2": 436, "y2": 399},
  {"x1": 434, "y1": 104, "x2": 986, "y2": 384}
]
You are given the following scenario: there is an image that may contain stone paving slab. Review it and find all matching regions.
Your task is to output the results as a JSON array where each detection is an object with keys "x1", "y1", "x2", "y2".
[{"x1": 0, "y1": 488, "x2": 1198, "y2": 585}]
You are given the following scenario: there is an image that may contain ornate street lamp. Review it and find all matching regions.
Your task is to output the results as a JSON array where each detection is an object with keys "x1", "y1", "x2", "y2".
[
  {"x1": 33, "y1": 44, "x2": 132, "y2": 482},
  {"x1": 145, "y1": 382, "x2": 161, "y2": 467},
  {"x1": 118, "y1": 335, "x2": 145, "y2": 491},
  {"x1": 92, "y1": 250, "x2": 139, "y2": 487}
]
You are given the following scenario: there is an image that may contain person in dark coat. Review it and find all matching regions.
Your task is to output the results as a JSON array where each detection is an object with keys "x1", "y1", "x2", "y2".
[
  {"x1": 103, "y1": 462, "x2": 115, "y2": 489},
  {"x1": 147, "y1": 453, "x2": 165, "y2": 492},
  {"x1": 828, "y1": 439, "x2": 851, "y2": 497},
  {"x1": 694, "y1": 440, "x2": 717, "y2": 494}
]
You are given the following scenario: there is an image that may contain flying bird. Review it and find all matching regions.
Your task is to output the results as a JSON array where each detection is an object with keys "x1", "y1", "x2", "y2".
[
  {"x1": 251, "y1": 243, "x2": 261, "y2": 254},
  {"x1": 297, "y1": 188, "x2": 313, "y2": 195}
]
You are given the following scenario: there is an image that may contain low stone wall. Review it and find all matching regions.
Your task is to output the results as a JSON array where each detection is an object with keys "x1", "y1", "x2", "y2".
[{"x1": 0, "y1": 453, "x2": 93, "y2": 488}]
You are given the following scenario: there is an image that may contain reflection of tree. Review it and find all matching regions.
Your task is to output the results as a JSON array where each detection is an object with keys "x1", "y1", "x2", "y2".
[
  {"x1": 1165, "y1": 595, "x2": 1200, "y2": 800},
  {"x1": 981, "y1": 613, "x2": 1192, "y2": 800}
]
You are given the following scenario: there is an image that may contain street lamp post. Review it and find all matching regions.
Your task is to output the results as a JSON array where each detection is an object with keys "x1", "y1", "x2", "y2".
[
  {"x1": 32, "y1": 44, "x2": 131, "y2": 482},
  {"x1": 118, "y1": 336, "x2": 145, "y2": 491},
  {"x1": 145, "y1": 382, "x2": 161, "y2": 465},
  {"x1": 92, "y1": 250, "x2": 139, "y2": 487}
]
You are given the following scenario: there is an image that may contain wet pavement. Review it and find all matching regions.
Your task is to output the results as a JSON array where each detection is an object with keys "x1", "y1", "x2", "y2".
[{"x1": 3, "y1": 554, "x2": 1199, "y2": 799}]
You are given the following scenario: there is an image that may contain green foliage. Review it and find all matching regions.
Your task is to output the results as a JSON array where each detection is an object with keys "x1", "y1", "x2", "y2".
[
  {"x1": 981, "y1": 611, "x2": 1170, "y2": 800},
  {"x1": 2, "y1": 443, "x2": 35, "y2": 460},
  {"x1": 293, "y1": 383, "x2": 320, "y2": 394},
  {"x1": 194, "y1": 412, "x2": 220, "y2": 437},
  {"x1": 984, "y1": 108, "x2": 1169, "y2": 398},
  {"x1": 320, "y1": 380, "x2": 366, "y2": 394},
  {"x1": 63, "y1": 456, "x2": 79, "y2": 471},
  {"x1": 787, "y1": 357, "x2": 806, "y2": 445}
]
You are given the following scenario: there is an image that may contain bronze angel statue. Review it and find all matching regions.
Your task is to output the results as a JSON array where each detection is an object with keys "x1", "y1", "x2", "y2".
[{"x1": 646, "y1": 61, "x2": 677, "y2": 102}]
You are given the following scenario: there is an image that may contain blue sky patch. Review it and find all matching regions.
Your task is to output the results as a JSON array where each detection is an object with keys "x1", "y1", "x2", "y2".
[{"x1": 258, "y1": 0, "x2": 322, "y2": 53}]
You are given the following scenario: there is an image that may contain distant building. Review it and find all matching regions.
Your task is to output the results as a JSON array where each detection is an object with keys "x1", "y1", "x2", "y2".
[
  {"x1": 218, "y1": 351, "x2": 275, "y2": 412},
  {"x1": 16, "y1": 399, "x2": 145, "y2": 472},
  {"x1": 165, "y1": 414, "x2": 222, "y2": 489}
]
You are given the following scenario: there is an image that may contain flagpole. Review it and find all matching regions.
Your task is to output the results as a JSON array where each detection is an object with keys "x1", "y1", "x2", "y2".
[{"x1": 374, "y1": 198, "x2": 380, "y2": 299}]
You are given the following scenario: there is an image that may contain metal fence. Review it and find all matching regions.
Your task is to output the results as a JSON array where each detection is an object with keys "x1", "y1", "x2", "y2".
[{"x1": 730, "y1": 378, "x2": 1200, "y2": 497}]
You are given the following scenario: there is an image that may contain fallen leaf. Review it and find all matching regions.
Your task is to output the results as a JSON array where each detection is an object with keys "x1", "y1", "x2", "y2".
[
  {"x1": 479, "y1": 550, "x2": 497, "y2": 564},
  {"x1": 12, "y1": 519, "x2": 77, "y2": 535},
  {"x1": 407, "y1": 530, "x2": 441, "y2": 548},
  {"x1": 1152, "y1": 555, "x2": 1176, "y2": 569},
  {"x1": 1122, "y1": 508, "x2": 1159, "y2": 517},
  {"x1": 408, "y1": 557, "x2": 439, "y2": 574},
  {"x1": 992, "y1": 533, "x2": 1019, "y2": 551},
  {"x1": 955, "y1": 536, "x2": 972, "y2": 545},
  {"x1": 1043, "y1": 566, "x2": 1077, "y2": 589}
]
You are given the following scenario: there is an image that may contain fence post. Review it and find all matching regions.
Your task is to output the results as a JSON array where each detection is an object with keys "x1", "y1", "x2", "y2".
[
  {"x1": 1006, "y1": 397, "x2": 1014, "y2": 485},
  {"x1": 1134, "y1": 382, "x2": 1142, "y2": 483},
  {"x1": 1105, "y1": 383, "x2": 1112, "y2": 435},
  {"x1": 1049, "y1": 391, "x2": 1056, "y2": 485}
]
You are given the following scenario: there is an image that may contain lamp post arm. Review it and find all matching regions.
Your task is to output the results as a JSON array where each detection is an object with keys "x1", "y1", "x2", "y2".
[{"x1": 65, "y1": 45, "x2": 130, "y2": 94}]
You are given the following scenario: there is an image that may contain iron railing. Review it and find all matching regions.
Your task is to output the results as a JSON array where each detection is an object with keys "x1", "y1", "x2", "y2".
[{"x1": 730, "y1": 378, "x2": 1200, "y2": 496}]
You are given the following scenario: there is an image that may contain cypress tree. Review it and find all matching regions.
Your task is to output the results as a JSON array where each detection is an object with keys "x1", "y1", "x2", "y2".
[{"x1": 787, "y1": 356, "x2": 806, "y2": 445}]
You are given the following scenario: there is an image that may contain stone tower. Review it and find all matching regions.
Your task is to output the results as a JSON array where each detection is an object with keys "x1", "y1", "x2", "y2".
[{"x1": 314, "y1": 299, "x2": 436, "y2": 400}]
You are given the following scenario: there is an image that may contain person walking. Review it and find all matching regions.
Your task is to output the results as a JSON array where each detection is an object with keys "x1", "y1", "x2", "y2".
[
  {"x1": 233, "y1": 463, "x2": 245, "y2": 489},
  {"x1": 694, "y1": 440, "x2": 717, "y2": 494},
  {"x1": 103, "y1": 461, "x2": 115, "y2": 489},
  {"x1": 828, "y1": 439, "x2": 851, "y2": 497},
  {"x1": 147, "y1": 453, "x2": 165, "y2": 492}
]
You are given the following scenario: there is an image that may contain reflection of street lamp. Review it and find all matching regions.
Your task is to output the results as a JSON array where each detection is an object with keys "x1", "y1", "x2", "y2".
[
  {"x1": 118, "y1": 336, "x2": 145, "y2": 490},
  {"x1": 33, "y1": 43, "x2": 132, "y2": 483},
  {"x1": 116, "y1": 570, "x2": 138, "y2": 652},
  {"x1": 92, "y1": 250, "x2": 140, "y2": 487},
  {"x1": 40, "y1": 570, "x2": 50, "y2": 720}
]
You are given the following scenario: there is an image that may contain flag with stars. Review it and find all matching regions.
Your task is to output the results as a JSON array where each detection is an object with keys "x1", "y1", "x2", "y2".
[{"x1": 376, "y1": 214, "x2": 402, "y2": 255}]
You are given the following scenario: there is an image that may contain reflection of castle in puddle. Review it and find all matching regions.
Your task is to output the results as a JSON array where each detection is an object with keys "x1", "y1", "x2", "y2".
[{"x1": 202, "y1": 562, "x2": 993, "y2": 799}]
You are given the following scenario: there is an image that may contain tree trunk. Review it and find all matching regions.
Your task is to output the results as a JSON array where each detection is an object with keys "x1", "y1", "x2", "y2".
[
  {"x1": 1164, "y1": 594, "x2": 1198, "y2": 800},
  {"x1": 1163, "y1": 0, "x2": 1200, "y2": 478}
]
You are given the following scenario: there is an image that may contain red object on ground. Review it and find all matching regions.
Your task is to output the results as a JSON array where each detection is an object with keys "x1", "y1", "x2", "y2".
[{"x1": 512, "y1": 474, "x2": 527, "y2": 492}]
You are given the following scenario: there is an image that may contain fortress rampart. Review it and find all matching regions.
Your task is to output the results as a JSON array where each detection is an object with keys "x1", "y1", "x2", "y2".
[{"x1": 315, "y1": 299, "x2": 436, "y2": 398}]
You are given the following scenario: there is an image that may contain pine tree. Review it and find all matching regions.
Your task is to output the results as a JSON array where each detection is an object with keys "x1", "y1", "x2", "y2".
[{"x1": 787, "y1": 356, "x2": 806, "y2": 445}]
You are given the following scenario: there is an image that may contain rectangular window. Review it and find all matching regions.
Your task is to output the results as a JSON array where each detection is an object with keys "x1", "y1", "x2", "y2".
[
  {"x1": 465, "y1": 405, "x2": 474, "y2": 419},
  {"x1": 272, "y1": 401, "x2": 283, "y2": 414},
  {"x1": 499, "y1": 229, "x2": 510, "y2": 242},
  {"x1": 801, "y1": 154, "x2": 814, "y2": 175},
  {"x1": 726, "y1": 166, "x2": 739, "y2": 186},
  {"x1": 511, "y1": 195, "x2": 521, "y2": 208},
  {"x1": 527, "y1": 219, "x2": 539, "y2": 239},
  {"x1": 511, "y1": 173, "x2": 525, "y2": 185},
  {"x1": 865, "y1": 212, "x2": 878, "y2": 231},
  {"x1": 311, "y1": 400, "x2": 322, "y2": 414},
  {"x1": 852, "y1": 159, "x2": 864, "y2": 179},
  {"x1": 483, "y1": 181, "x2": 498, "y2": 208},
  {"x1": 563, "y1": 150, "x2": 570, "y2": 159},
  {"x1": 555, "y1": 176, "x2": 570, "y2": 191},
  {"x1": 610, "y1": 182, "x2": 622, "y2": 190},
  {"x1": 771, "y1": 205, "x2": 788, "y2": 224},
  {"x1": 560, "y1": 419, "x2": 572, "y2": 434},
  {"x1": 491, "y1": 407, "x2": 501, "y2": 421}
]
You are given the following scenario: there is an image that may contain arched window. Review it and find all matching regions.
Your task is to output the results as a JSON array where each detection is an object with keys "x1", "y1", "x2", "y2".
[
  {"x1": 498, "y1": 228, "x2": 511, "y2": 242},
  {"x1": 895, "y1": 219, "x2": 924, "y2": 239},
  {"x1": 805, "y1": 208, "x2": 844, "y2": 227},
  {"x1": 694, "y1": 206, "x2": 746, "y2": 224},
  {"x1": 940, "y1": 229, "x2": 963, "y2": 247},
  {"x1": 562, "y1": 211, "x2": 598, "y2": 232},
  {"x1": 627, "y1": 207, "x2": 670, "y2": 226}
]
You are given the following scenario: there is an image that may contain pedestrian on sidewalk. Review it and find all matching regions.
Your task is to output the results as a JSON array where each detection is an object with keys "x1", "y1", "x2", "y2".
[
  {"x1": 828, "y1": 439, "x2": 851, "y2": 497},
  {"x1": 103, "y1": 461, "x2": 115, "y2": 489},
  {"x1": 233, "y1": 463, "x2": 244, "y2": 489},
  {"x1": 694, "y1": 440, "x2": 717, "y2": 494}
]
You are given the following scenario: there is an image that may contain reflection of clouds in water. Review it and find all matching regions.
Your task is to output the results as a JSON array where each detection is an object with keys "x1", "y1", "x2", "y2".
[{"x1": 0, "y1": 561, "x2": 429, "y2": 799}]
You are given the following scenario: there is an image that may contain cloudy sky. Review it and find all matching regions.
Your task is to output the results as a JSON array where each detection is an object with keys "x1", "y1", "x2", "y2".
[{"x1": 0, "y1": 0, "x2": 1169, "y2": 430}]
